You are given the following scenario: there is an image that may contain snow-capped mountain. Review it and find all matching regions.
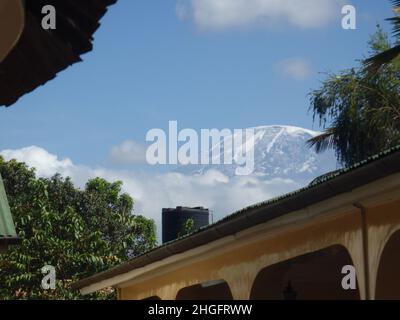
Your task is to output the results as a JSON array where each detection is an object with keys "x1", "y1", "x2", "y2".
[{"x1": 176, "y1": 125, "x2": 338, "y2": 184}]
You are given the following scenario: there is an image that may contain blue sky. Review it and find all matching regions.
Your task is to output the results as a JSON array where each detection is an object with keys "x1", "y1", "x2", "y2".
[
  {"x1": 0, "y1": 0, "x2": 394, "y2": 167},
  {"x1": 0, "y1": 0, "x2": 396, "y2": 234}
]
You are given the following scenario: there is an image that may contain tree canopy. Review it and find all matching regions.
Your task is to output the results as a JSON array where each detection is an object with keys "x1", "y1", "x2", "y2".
[
  {"x1": 309, "y1": 26, "x2": 400, "y2": 166},
  {"x1": 365, "y1": 0, "x2": 400, "y2": 72},
  {"x1": 0, "y1": 157, "x2": 156, "y2": 300}
]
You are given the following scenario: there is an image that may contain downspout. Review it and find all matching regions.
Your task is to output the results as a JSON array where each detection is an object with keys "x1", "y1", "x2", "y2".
[{"x1": 353, "y1": 203, "x2": 370, "y2": 300}]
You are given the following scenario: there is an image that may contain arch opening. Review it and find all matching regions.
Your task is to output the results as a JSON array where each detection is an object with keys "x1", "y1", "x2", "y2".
[
  {"x1": 250, "y1": 245, "x2": 360, "y2": 300},
  {"x1": 176, "y1": 280, "x2": 233, "y2": 300},
  {"x1": 375, "y1": 230, "x2": 400, "y2": 300}
]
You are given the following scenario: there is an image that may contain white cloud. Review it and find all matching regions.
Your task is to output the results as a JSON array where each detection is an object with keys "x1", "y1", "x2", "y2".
[
  {"x1": 176, "y1": 0, "x2": 345, "y2": 30},
  {"x1": 1, "y1": 146, "x2": 300, "y2": 241},
  {"x1": 275, "y1": 58, "x2": 312, "y2": 80},
  {"x1": 109, "y1": 140, "x2": 147, "y2": 165},
  {"x1": 0, "y1": 146, "x2": 74, "y2": 177}
]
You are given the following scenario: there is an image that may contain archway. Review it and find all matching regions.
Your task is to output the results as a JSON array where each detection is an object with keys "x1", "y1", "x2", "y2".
[
  {"x1": 250, "y1": 245, "x2": 360, "y2": 300},
  {"x1": 176, "y1": 280, "x2": 233, "y2": 300},
  {"x1": 375, "y1": 230, "x2": 400, "y2": 299}
]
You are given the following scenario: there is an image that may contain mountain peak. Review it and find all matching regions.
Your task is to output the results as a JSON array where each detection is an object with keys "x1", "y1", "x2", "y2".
[
  {"x1": 176, "y1": 125, "x2": 337, "y2": 184},
  {"x1": 251, "y1": 125, "x2": 320, "y2": 137}
]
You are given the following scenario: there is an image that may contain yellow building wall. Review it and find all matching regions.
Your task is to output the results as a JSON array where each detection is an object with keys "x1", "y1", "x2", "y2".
[
  {"x1": 367, "y1": 198, "x2": 400, "y2": 299},
  {"x1": 118, "y1": 195, "x2": 400, "y2": 300},
  {"x1": 120, "y1": 209, "x2": 365, "y2": 300}
]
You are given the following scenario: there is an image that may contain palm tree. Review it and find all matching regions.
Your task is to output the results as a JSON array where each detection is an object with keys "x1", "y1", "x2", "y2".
[
  {"x1": 308, "y1": 28, "x2": 400, "y2": 166},
  {"x1": 364, "y1": 0, "x2": 400, "y2": 72}
]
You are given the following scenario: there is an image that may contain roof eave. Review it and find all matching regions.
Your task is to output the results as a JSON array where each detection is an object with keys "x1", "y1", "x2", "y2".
[{"x1": 71, "y1": 145, "x2": 400, "y2": 292}]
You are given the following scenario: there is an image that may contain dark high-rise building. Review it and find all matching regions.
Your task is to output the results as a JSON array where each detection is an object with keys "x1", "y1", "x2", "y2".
[{"x1": 162, "y1": 207, "x2": 210, "y2": 243}]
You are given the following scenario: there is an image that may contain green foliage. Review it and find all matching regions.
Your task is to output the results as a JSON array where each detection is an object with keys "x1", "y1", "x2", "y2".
[
  {"x1": 309, "y1": 26, "x2": 400, "y2": 166},
  {"x1": 364, "y1": 0, "x2": 400, "y2": 72},
  {"x1": 0, "y1": 157, "x2": 156, "y2": 300},
  {"x1": 178, "y1": 218, "x2": 195, "y2": 238}
]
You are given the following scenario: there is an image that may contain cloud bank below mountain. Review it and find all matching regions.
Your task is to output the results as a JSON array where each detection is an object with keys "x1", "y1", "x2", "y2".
[{"x1": 1, "y1": 146, "x2": 301, "y2": 240}]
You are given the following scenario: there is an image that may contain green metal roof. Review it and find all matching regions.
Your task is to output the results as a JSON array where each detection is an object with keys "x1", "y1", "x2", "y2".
[{"x1": 0, "y1": 174, "x2": 18, "y2": 245}]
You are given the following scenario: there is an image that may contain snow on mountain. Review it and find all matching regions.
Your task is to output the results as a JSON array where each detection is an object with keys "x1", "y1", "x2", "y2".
[{"x1": 176, "y1": 125, "x2": 338, "y2": 184}]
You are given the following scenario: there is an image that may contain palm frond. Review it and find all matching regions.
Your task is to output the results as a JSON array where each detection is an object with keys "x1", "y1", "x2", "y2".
[
  {"x1": 364, "y1": 1, "x2": 400, "y2": 73},
  {"x1": 364, "y1": 45, "x2": 400, "y2": 73},
  {"x1": 307, "y1": 128, "x2": 335, "y2": 153},
  {"x1": 392, "y1": 0, "x2": 400, "y2": 12}
]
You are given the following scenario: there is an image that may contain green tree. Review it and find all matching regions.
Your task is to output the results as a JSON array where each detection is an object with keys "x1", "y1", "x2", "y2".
[
  {"x1": 0, "y1": 157, "x2": 156, "y2": 300},
  {"x1": 308, "y1": 27, "x2": 400, "y2": 166},
  {"x1": 365, "y1": 0, "x2": 400, "y2": 72},
  {"x1": 178, "y1": 218, "x2": 195, "y2": 238}
]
